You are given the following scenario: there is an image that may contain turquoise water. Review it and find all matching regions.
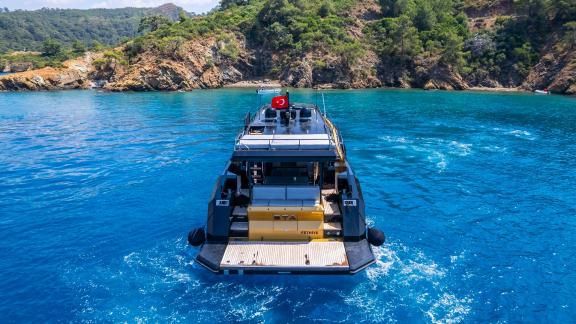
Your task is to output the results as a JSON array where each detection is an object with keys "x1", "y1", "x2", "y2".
[{"x1": 0, "y1": 89, "x2": 575, "y2": 322}]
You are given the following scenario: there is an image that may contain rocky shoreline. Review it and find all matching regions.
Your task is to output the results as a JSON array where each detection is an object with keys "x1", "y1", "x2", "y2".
[
  {"x1": 0, "y1": 72, "x2": 565, "y2": 96},
  {"x1": 0, "y1": 70, "x2": 538, "y2": 95},
  {"x1": 0, "y1": 46, "x2": 573, "y2": 95}
]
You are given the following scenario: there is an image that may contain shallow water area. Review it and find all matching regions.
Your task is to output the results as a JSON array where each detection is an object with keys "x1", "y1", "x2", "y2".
[{"x1": 0, "y1": 89, "x2": 575, "y2": 322}]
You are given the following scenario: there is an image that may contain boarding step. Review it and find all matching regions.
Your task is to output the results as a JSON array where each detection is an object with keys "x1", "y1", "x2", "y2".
[
  {"x1": 232, "y1": 206, "x2": 248, "y2": 221},
  {"x1": 323, "y1": 200, "x2": 341, "y2": 216},
  {"x1": 230, "y1": 221, "x2": 248, "y2": 237},
  {"x1": 323, "y1": 222, "x2": 342, "y2": 237}
]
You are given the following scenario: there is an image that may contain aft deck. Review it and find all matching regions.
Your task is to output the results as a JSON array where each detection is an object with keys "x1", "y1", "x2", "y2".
[
  {"x1": 196, "y1": 239, "x2": 376, "y2": 274},
  {"x1": 220, "y1": 240, "x2": 348, "y2": 270}
]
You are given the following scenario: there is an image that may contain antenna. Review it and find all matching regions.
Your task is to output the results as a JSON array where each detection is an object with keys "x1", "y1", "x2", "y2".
[{"x1": 321, "y1": 92, "x2": 327, "y2": 116}]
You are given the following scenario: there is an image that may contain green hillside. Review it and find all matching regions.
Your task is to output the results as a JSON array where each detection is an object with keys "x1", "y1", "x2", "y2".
[
  {"x1": 1, "y1": 0, "x2": 575, "y2": 93},
  {"x1": 124, "y1": 0, "x2": 576, "y2": 88},
  {"x1": 0, "y1": 3, "x2": 187, "y2": 54}
]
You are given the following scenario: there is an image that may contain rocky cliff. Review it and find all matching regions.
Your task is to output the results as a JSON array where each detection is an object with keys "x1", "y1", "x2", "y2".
[
  {"x1": 103, "y1": 37, "x2": 249, "y2": 91},
  {"x1": 0, "y1": 53, "x2": 100, "y2": 90},
  {"x1": 522, "y1": 46, "x2": 576, "y2": 95}
]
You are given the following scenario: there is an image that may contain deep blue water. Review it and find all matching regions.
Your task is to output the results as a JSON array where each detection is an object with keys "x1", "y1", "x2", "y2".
[{"x1": 1, "y1": 89, "x2": 575, "y2": 323}]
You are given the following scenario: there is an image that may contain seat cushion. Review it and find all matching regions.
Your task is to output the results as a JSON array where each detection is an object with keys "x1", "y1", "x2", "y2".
[
  {"x1": 252, "y1": 186, "x2": 286, "y2": 200},
  {"x1": 251, "y1": 199, "x2": 270, "y2": 207},
  {"x1": 286, "y1": 186, "x2": 320, "y2": 201}
]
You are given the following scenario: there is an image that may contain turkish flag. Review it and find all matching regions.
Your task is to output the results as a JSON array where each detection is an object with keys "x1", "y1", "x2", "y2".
[{"x1": 271, "y1": 95, "x2": 289, "y2": 109}]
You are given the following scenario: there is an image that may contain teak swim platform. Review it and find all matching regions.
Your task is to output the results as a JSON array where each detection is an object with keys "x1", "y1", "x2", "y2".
[{"x1": 188, "y1": 93, "x2": 385, "y2": 274}]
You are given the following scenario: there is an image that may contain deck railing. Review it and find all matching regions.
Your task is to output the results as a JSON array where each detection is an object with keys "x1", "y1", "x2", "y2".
[{"x1": 234, "y1": 136, "x2": 336, "y2": 151}]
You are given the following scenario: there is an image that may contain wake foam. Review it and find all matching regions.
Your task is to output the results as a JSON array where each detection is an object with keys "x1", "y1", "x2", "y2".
[
  {"x1": 346, "y1": 243, "x2": 472, "y2": 323},
  {"x1": 493, "y1": 127, "x2": 537, "y2": 140},
  {"x1": 379, "y1": 135, "x2": 475, "y2": 172},
  {"x1": 64, "y1": 238, "x2": 472, "y2": 323}
]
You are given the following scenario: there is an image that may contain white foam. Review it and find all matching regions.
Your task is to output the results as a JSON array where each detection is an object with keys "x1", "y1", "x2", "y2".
[
  {"x1": 481, "y1": 145, "x2": 507, "y2": 153},
  {"x1": 380, "y1": 135, "x2": 413, "y2": 144},
  {"x1": 379, "y1": 134, "x2": 480, "y2": 172},
  {"x1": 427, "y1": 151, "x2": 448, "y2": 172},
  {"x1": 348, "y1": 243, "x2": 472, "y2": 323},
  {"x1": 494, "y1": 127, "x2": 537, "y2": 140},
  {"x1": 448, "y1": 141, "x2": 472, "y2": 156},
  {"x1": 427, "y1": 293, "x2": 472, "y2": 324},
  {"x1": 509, "y1": 130, "x2": 531, "y2": 136},
  {"x1": 366, "y1": 246, "x2": 395, "y2": 280}
]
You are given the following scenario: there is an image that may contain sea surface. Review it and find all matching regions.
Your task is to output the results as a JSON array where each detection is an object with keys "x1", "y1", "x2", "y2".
[{"x1": 0, "y1": 89, "x2": 575, "y2": 323}]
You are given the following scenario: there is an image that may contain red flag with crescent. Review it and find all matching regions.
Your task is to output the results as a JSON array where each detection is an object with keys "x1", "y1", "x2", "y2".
[{"x1": 271, "y1": 95, "x2": 289, "y2": 109}]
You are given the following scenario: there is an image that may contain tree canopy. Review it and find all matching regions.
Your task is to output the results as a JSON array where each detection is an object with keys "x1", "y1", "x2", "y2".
[{"x1": 0, "y1": 5, "x2": 186, "y2": 54}]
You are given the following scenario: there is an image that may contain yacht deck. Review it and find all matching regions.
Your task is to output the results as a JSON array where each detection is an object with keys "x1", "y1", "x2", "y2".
[{"x1": 234, "y1": 103, "x2": 337, "y2": 153}]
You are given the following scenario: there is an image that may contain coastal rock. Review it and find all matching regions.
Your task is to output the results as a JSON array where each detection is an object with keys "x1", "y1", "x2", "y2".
[
  {"x1": 414, "y1": 60, "x2": 469, "y2": 91},
  {"x1": 104, "y1": 36, "x2": 247, "y2": 91},
  {"x1": 283, "y1": 48, "x2": 381, "y2": 89},
  {"x1": 31, "y1": 75, "x2": 46, "y2": 87},
  {"x1": 0, "y1": 53, "x2": 99, "y2": 91},
  {"x1": 377, "y1": 62, "x2": 410, "y2": 88},
  {"x1": 3, "y1": 62, "x2": 33, "y2": 73},
  {"x1": 523, "y1": 51, "x2": 576, "y2": 94},
  {"x1": 348, "y1": 50, "x2": 382, "y2": 89},
  {"x1": 282, "y1": 59, "x2": 313, "y2": 88},
  {"x1": 106, "y1": 61, "x2": 191, "y2": 91},
  {"x1": 89, "y1": 59, "x2": 124, "y2": 87},
  {"x1": 0, "y1": 67, "x2": 87, "y2": 90}
]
